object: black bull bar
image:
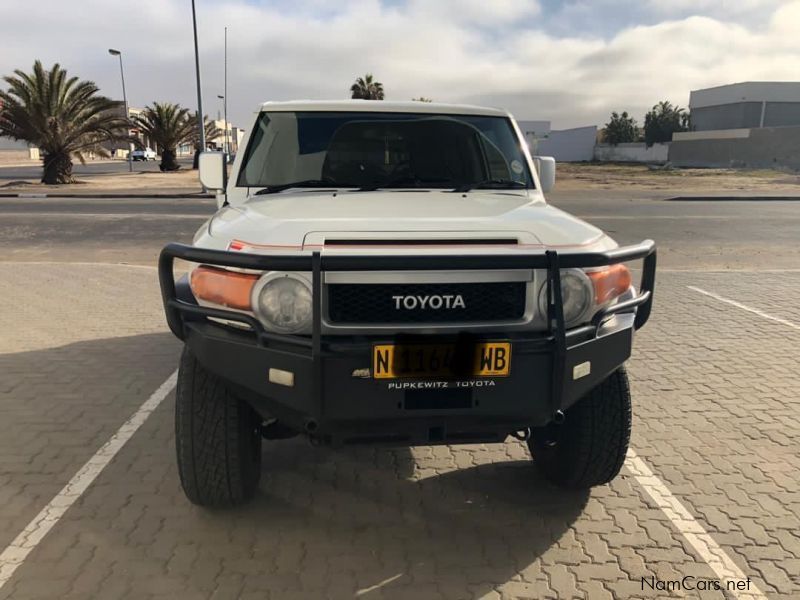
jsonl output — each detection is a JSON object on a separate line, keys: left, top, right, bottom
{"left": 158, "top": 240, "right": 656, "bottom": 422}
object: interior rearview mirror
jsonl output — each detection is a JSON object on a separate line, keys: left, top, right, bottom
{"left": 534, "top": 156, "right": 556, "bottom": 193}
{"left": 199, "top": 152, "right": 227, "bottom": 193}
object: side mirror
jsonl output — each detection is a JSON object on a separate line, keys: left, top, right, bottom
{"left": 199, "top": 152, "right": 227, "bottom": 192}
{"left": 534, "top": 156, "right": 556, "bottom": 193}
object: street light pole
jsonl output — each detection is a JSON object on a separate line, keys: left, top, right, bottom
{"left": 224, "top": 25, "right": 229, "bottom": 157}
{"left": 108, "top": 48, "right": 132, "bottom": 172}
{"left": 218, "top": 94, "right": 228, "bottom": 155}
{"left": 191, "top": 0, "right": 206, "bottom": 168}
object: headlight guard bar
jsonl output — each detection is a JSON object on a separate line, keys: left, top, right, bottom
{"left": 158, "top": 240, "right": 656, "bottom": 416}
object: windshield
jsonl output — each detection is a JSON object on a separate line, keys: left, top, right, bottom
{"left": 236, "top": 111, "right": 534, "bottom": 191}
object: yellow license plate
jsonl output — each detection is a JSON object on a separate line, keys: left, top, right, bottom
{"left": 372, "top": 342, "right": 511, "bottom": 380}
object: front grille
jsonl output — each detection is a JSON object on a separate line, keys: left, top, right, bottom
{"left": 326, "top": 282, "right": 527, "bottom": 324}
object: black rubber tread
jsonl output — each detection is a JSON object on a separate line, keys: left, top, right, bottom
{"left": 529, "top": 367, "right": 631, "bottom": 488}
{"left": 175, "top": 347, "right": 262, "bottom": 507}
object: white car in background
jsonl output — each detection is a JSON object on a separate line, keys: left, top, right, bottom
{"left": 158, "top": 100, "right": 657, "bottom": 508}
{"left": 131, "top": 147, "right": 157, "bottom": 161}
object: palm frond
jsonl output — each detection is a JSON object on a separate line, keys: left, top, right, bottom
{"left": 0, "top": 60, "right": 128, "bottom": 157}
{"left": 350, "top": 73, "right": 384, "bottom": 100}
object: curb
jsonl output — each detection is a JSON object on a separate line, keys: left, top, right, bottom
{"left": 665, "top": 195, "right": 800, "bottom": 202}
{"left": 0, "top": 192, "right": 214, "bottom": 199}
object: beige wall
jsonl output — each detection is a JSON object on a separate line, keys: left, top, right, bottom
{"left": 0, "top": 137, "right": 39, "bottom": 163}
{"left": 669, "top": 125, "right": 800, "bottom": 169}
{"left": 673, "top": 129, "right": 750, "bottom": 141}
{"left": 0, "top": 148, "right": 39, "bottom": 163}
{"left": 594, "top": 142, "right": 669, "bottom": 163}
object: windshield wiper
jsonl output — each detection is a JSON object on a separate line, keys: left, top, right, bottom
{"left": 254, "top": 179, "right": 356, "bottom": 195}
{"left": 452, "top": 179, "right": 529, "bottom": 193}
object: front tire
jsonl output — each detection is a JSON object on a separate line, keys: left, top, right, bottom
{"left": 175, "top": 347, "right": 262, "bottom": 507}
{"left": 529, "top": 367, "right": 631, "bottom": 488}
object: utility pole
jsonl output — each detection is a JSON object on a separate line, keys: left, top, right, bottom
{"left": 108, "top": 49, "right": 133, "bottom": 172}
{"left": 191, "top": 0, "right": 206, "bottom": 174}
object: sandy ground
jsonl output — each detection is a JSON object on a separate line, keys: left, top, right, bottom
{"left": 1, "top": 167, "right": 203, "bottom": 195}
{"left": 555, "top": 162, "right": 800, "bottom": 193}
{"left": 2, "top": 159, "right": 800, "bottom": 196}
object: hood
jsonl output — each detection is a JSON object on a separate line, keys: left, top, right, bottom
{"left": 203, "top": 189, "right": 612, "bottom": 252}
{"left": 247, "top": 189, "right": 532, "bottom": 219}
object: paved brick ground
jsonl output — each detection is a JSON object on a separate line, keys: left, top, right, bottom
{"left": 628, "top": 273, "right": 800, "bottom": 598}
{"left": 0, "top": 265, "right": 180, "bottom": 557}
{"left": 0, "top": 264, "right": 798, "bottom": 599}
{"left": 0, "top": 263, "right": 168, "bottom": 353}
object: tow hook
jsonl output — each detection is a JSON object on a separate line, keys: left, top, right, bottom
{"left": 510, "top": 428, "right": 531, "bottom": 442}
{"left": 537, "top": 411, "right": 567, "bottom": 447}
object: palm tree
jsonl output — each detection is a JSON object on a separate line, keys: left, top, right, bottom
{"left": 132, "top": 102, "right": 195, "bottom": 171}
{"left": 0, "top": 60, "right": 127, "bottom": 184}
{"left": 191, "top": 113, "right": 222, "bottom": 149}
{"left": 350, "top": 74, "right": 384, "bottom": 100}
{"left": 189, "top": 112, "right": 223, "bottom": 168}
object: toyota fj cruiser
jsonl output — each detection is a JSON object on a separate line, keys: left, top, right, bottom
{"left": 159, "top": 101, "right": 656, "bottom": 507}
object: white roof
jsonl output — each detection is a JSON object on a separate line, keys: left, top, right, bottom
{"left": 690, "top": 81, "right": 800, "bottom": 109}
{"left": 258, "top": 99, "right": 509, "bottom": 117}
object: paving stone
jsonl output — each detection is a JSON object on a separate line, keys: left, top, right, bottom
{"left": 1, "top": 260, "right": 799, "bottom": 599}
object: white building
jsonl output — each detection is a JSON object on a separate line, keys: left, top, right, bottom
{"left": 516, "top": 120, "right": 596, "bottom": 162}
{"left": 208, "top": 120, "right": 244, "bottom": 154}
{"left": 689, "top": 81, "right": 800, "bottom": 131}
{"left": 670, "top": 81, "right": 800, "bottom": 169}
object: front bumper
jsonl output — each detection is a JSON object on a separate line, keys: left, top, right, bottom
{"left": 159, "top": 241, "right": 656, "bottom": 445}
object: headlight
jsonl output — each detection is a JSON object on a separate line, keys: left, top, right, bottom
{"left": 538, "top": 269, "right": 593, "bottom": 326}
{"left": 253, "top": 274, "right": 312, "bottom": 333}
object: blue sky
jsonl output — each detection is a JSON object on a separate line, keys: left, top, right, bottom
{"left": 1, "top": 0, "right": 797, "bottom": 129}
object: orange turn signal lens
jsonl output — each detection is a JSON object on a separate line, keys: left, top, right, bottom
{"left": 587, "top": 264, "right": 632, "bottom": 305}
{"left": 189, "top": 265, "right": 259, "bottom": 310}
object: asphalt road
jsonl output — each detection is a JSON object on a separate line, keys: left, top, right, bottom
{"left": 1, "top": 192, "right": 798, "bottom": 269}
{"left": 548, "top": 191, "right": 800, "bottom": 270}
{"left": 0, "top": 192, "right": 799, "bottom": 599}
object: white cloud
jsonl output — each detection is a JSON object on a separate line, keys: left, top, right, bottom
{"left": 644, "top": 0, "right": 781, "bottom": 17}
{"left": 406, "top": 0, "right": 541, "bottom": 25}
{"left": 1, "top": 0, "right": 799, "bottom": 130}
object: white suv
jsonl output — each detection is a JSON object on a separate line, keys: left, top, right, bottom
{"left": 159, "top": 100, "right": 657, "bottom": 507}
{"left": 131, "top": 147, "right": 157, "bottom": 161}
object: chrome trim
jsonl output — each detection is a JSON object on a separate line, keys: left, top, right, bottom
{"left": 324, "top": 269, "right": 534, "bottom": 284}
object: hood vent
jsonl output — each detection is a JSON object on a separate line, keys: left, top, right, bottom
{"left": 324, "top": 238, "right": 518, "bottom": 246}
